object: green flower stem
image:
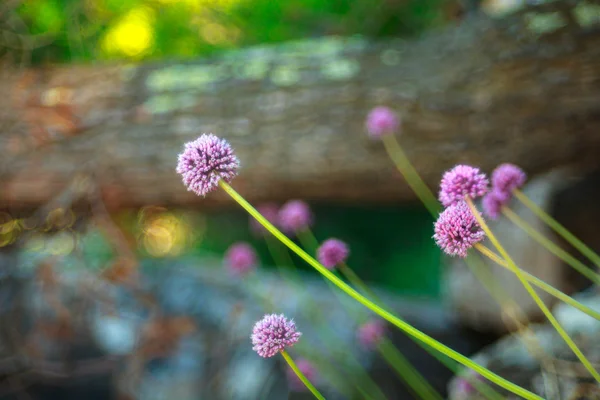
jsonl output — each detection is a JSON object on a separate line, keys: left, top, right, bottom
{"left": 474, "top": 243, "right": 600, "bottom": 321}
{"left": 381, "top": 134, "right": 441, "bottom": 217}
{"left": 466, "top": 197, "right": 600, "bottom": 383}
{"left": 219, "top": 180, "right": 542, "bottom": 400}
{"left": 502, "top": 206, "right": 600, "bottom": 285}
{"left": 378, "top": 338, "right": 444, "bottom": 400}
{"left": 281, "top": 349, "right": 326, "bottom": 400}
{"left": 514, "top": 189, "right": 600, "bottom": 268}
{"left": 296, "top": 230, "right": 465, "bottom": 400}
{"left": 263, "top": 236, "right": 387, "bottom": 400}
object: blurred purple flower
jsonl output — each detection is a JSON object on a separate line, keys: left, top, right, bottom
{"left": 491, "top": 163, "right": 526, "bottom": 194}
{"left": 434, "top": 201, "right": 485, "bottom": 258}
{"left": 286, "top": 358, "right": 317, "bottom": 392}
{"left": 439, "top": 165, "right": 489, "bottom": 208}
{"left": 176, "top": 134, "right": 239, "bottom": 196}
{"left": 482, "top": 189, "right": 509, "bottom": 220}
{"left": 279, "top": 200, "right": 313, "bottom": 234}
{"left": 317, "top": 238, "right": 349, "bottom": 269}
{"left": 357, "top": 319, "right": 386, "bottom": 349}
{"left": 251, "top": 314, "right": 302, "bottom": 358}
{"left": 365, "top": 106, "right": 400, "bottom": 139}
{"left": 250, "top": 203, "right": 280, "bottom": 236}
{"left": 225, "top": 242, "right": 257, "bottom": 276}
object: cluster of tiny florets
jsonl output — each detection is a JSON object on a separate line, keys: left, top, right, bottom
{"left": 176, "top": 134, "right": 240, "bottom": 197}
{"left": 482, "top": 164, "right": 526, "bottom": 219}
{"left": 491, "top": 163, "right": 526, "bottom": 194}
{"left": 365, "top": 106, "right": 400, "bottom": 138}
{"left": 279, "top": 200, "right": 313, "bottom": 233}
{"left": 357, "top": 319, "right": 386, "bottom": 349}
{"left": 434, "top": 201, "right": 485, "bottom": 258}
{"left": 439, "top": 165, "right": 489, "bottom": 208}
{"left": 317, "top": 238, "right": 349, "bottom": 269}
{"left": 225, "top": 242, "right": 257, "bottom": 276}
{"left": 251, "top": 314, "right": 302, "bottom": 358}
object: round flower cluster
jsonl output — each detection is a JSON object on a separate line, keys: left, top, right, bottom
{"left": 251, "top": 314, "right": 302, "bottom": 358}
{"left": 176, "top": 134, "right": 240, "bottom": 197}
{"left": 317, "top": 238, "right": 349, "bottom": 269}
{"left": 438, "top": 165, "right": 489, "bottom": 208}
{"left": 224, "top": 242, "right": 257, "bottom": 276}
{"left": 357, "top": 319, "right": 386, "bottom": 349}
{"left": 435, "top": 164, "right": 489, "bottom": 257}
{"left": 365, "top": 106, "right": 400, "bottom": 139}
{"left": 434, "top": 201, "right": 485, "bottom": 258}
{"left": 482, "top": 163, "right": 526, "bottom": 219}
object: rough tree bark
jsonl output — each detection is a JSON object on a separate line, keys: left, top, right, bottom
{"left": 0, "top": 0, "right": 599, "bottom": 209}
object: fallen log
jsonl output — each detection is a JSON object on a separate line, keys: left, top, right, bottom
{"left": 1, "top": 1, "right": 600, "bottom": 209}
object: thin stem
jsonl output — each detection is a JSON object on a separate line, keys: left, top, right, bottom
{"left": 474, "top": 243, "right": 600, "bottom": 321}
{"left": 514, "top": 189, "right": 600, "bottom": 269}
{"left": 219, "top": 180, "right": 542, "bottom": 400}
{"left": 281, "top": 350, "right": 326, "bottom": 400}
{"left": 378, "top": 338, "right": 444, "bottom": 400}
{"left": 465, "top": 197, "right": 600, "bottom": 383}
{"left": 381, "top": 135, "right": 441, "bottom": 217}
{"left": 502, "top": 207, "right": 600, "bottom": 285}
{"left": 264, "top": 236, "right": 386, "bottom": 400}
{"left": 300, "top": 230, "right": 495, "bottom": 400}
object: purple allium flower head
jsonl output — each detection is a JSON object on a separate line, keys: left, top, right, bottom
{"left": 249, "top": 203, "right": 280, "bottom": 236}
{"left": 439, "top": 165, "right": 489, "bottom": 207}
{"left": 317, "top": 238, "right": 349, "bottom": 269}
{"left": 224, "top": 242, "right": 257, "bottom": 276}
{"left": 482, "top": 189, "right": 510, "bottom": 220}
{"left": 286, "top": 358, "right": 317, "bottom": 392}
{"left": 279, "top": 200, "right": 313, "bottom": 233}
{"left": 357, "top": 319, "right": 386, "bottom": 349}
{"left": 434, "top": 201, "right": 485, "bottom": 258}
{"left": 176, "top": 133, "right": 240, "bottom": 197}
{"left": 491, "top": 163, "right": 527, "bottom": 194}
{"left": 365, "top": 106, "right": 400, "bottom": 139}
{"left": 251, "top": 314, "right": 302, "bottom": 358}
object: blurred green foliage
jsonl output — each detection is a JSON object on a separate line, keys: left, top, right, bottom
{"left": 15, "top": 0, "right": 447, "bottom": 64}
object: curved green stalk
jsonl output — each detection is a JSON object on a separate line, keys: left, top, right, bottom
{"left": 219, "top": 180, "right": 542, "bottom": 400}
{"left": 281, "top": 350, "right": 326, "bottom": 400}
{"left": 466, "top": 197, "right": 600, "bottom": 383}
{"left": 297, "top": 230, "right": 439, "bottom": 400}
{"left": 381, "top": 135, "right": 441, "bottom": 217}
{"left": 474, "top": 243, "right": 600, "bottom": 321}
{"left": 378, "top": 338, "right": 444, "bottom": 400}
{"left": 264, "top": 236, "right": 387, "bottom": 400}
{"left": 514, "top": 189, "right": 600, "bottom": 269}
{"left": 502, "top": 207, "right": 600, "bottom": 285}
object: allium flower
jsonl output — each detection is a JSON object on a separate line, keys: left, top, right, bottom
{"left": 439, "top": 165, "right": 489, "bottom": 207}
{"left": 357, "top": 319, "right": 386, "bottom": 349}
{"left": 434, "top": 201, "right": 485, "bottom": 258}
{"left": 224, "top": 242, "right": 257, "bottom": 276}
{"left": 176, "top": 134, "right": 240, "bottom": 197}
{"left": 365, "top": 106, "right": 400, "bottom": 138}
{"left": 251, "top": 314, "right": 302, "bottom": 358}
{"left": 455, "top": 372, "right": 485, "bottom": 396}
{"left": 482, "top": 189, "right": 509, "bottom": 220}
{"left": 317, "top": 238, "right": 349, "bottom": 269}
{"left": 491, "top": 163, "right": 526, "bottom": 194}
{"left": 279, "top": 200, "right": 313, "bottom": 233}
{"left": 250, "top": 203, "right": 280, "bottom": 236}
{"left": 286, "top": 358, "right": 317, "bottom": 392}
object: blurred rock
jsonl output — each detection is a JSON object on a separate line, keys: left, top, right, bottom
{"left": 447, "top": 288, "right": 600, "bottom": 400}
{"left": 1, "top": 249, "right": 498, "bottom": 399}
